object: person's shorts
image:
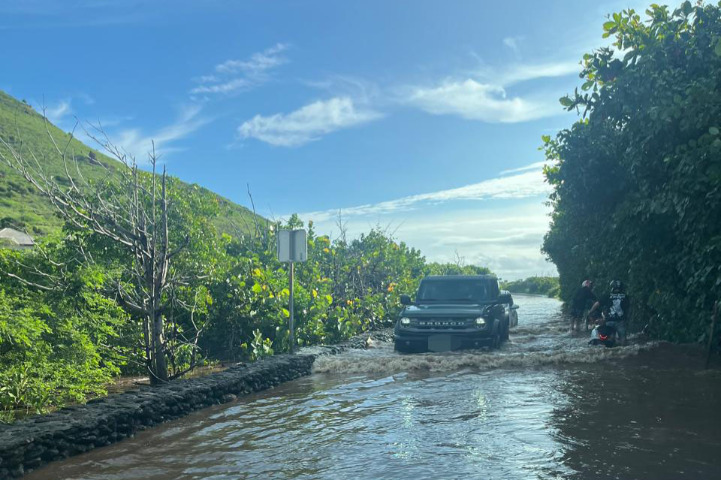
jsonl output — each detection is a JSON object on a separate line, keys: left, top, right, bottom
{"left": 606, "top": 319, "right": 627, "bottom": 340}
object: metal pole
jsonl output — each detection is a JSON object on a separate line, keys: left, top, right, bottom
{"left": 289, "top": 261, "right": 295, "bottom": 354}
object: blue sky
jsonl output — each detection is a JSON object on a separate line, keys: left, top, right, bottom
{"left": 1, "top": 0, "right": 654, "bottom": 279}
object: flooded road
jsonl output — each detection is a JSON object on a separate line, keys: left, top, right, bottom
{"left": 28, "top": 295, "right": 721, "bottom": 479}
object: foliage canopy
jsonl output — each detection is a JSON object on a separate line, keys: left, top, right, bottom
{"left": 543, "top": 1, "right": 721, "bottom": 341}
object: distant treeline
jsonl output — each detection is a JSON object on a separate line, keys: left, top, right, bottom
{"left": 501, "top": 276, "right": 560, "bottom": 298}
{"left": 542, "top": 3, "right": 721, "bottom": 342}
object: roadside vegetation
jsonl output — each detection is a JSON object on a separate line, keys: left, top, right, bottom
{"left": 543, "top": 2, "right": 721, "bottom": 342}
{"left": 501, "top": 277, "right": 560, "bottom": 298}
{"left": 0, "top": 98, "right": 483, "bottom": 420}
{"left": 0, "top": 212, "right": 435, "bottom": 421}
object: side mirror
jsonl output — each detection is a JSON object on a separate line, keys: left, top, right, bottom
{"left": 497, "top": 292, "right": 512, "bottom": 304}
{"left": 400, "top": 294, "right": 412, "bottom": 305}
{"left": 511, "top": 305, "right": 520, "bottom": 310}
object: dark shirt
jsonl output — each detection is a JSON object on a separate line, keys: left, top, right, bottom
{"left": 600, "top": 292, "right": 630, "bottom": 320}
{"left": 571, "top": 286, "right": 597, "bottom": 314}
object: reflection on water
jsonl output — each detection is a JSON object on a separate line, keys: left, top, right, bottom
{"left": 554, "top": 346, "right": 721, "bottom": 480}
{"left": 26, "top": 295, "right": 721, "bottom": 480}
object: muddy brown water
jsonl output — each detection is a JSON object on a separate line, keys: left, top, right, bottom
{"left": 26, "top": 295, "right": 721, "bottom": 480}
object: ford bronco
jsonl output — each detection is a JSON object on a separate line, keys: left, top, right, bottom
{"left": 394, "top": 275, "right": 517, "bottom": 352}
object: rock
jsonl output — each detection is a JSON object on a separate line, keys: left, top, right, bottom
{"left": 10, "top": 464, "right": 23, "bottom": 478}
{"left": 221, "top": 394, "right": 237, "bottom": 403}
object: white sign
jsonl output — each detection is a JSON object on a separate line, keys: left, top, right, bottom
{"left": 277, "top": 229, "right": 307, "bottom": 262}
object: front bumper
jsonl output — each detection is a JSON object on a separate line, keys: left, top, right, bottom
{"left": 394, "top": 326, "right": 493, "bottom": 351}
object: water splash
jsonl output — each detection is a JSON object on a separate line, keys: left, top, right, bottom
{"left": 312, "top": 341, "right": 655, "bottom": 375}
{"left": 313, "top": 295, "right": 657, "bottom": 375}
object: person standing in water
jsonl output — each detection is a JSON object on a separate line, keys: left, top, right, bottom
{"left": 570, "top": 280, "right": 597, "bottom": 332}
{"left": 590, "top": 280, "right": 630, "bottom": 344}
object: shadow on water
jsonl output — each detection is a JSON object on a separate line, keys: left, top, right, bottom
{"left": 551, "top": 344, "right": 721, "bottom": 480}
{"left": 23, "top": 295, "right": 721, "bottom": 480}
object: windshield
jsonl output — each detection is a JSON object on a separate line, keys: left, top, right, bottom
{"left": 417, "top": 279, "right": 493, "bottom": 303}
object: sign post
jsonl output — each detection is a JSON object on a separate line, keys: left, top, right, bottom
{"left": 289, "top": 262, "right": 294, "bottom": 352}
{"left": 277, "top": 229, "right": 307, "bottom": 353}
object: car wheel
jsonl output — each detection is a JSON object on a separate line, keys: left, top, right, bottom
{"left": 502, "top": 319, "right": 510, "bottom": 342}
{"left": 394, "top": 340, "right": 409, "bottom": 353}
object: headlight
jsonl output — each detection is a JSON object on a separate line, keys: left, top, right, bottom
{"left": 400, "top": 317, "right": 411, "bottom": 326}
{"left": 475, "top": 317, "right": 486, "bottom": 327}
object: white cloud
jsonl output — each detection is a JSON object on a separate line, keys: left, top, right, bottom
{"left": 499, "top": 161, "right": 549, "bottom": 176}
{"left": 403, "top": 78, "right": 562, "bottom": 123}
{"left": 301, "top": 75, "right": 380, "bottom": 104}
{"left": 404, "top": 206, "right": 556, "bottom": 279}
{"left": 439, "top": 231, "right": 544, "bottom": 247}
{"left": 296, "top": 162, "right": 551, "bottom": 222}
{"left": 298, "top": 202, "right": 555, "bottom": 280}
{"left": 492, "top": 61, "right": 579, "bottom": 86}
{"left": 108, "top": 104, "right": 209, "bottom": 163}
{"left": 196, "top": 74, "right": 219, "bottom": 84}
{"left": 285, "top": 162, "right": 556, "bottom": 279}
{"left": 399, "top": 56, "right": 580, "bottom": 124}
{"left": 92, "top": 114, "right": 134, "bottom": 129}
{"left": 32, "top": 93, "right": 95, "bottom": 126}
{"left": 238, "top": 96, "right": 383, "bottom": 147}
{"left": 503, "top": 36, "right": 523, "bottom": 57}
{"left": 215, "top": 43, "right": 288, "bottom": 75}
{"left": 190, "top": 43, "right": 289, "bottom": 95}
{"left": 43, "top": 100, "right": 72, "bottom": 124}
{"left": 191, "top": 78, "right": 252, "bottom": 95}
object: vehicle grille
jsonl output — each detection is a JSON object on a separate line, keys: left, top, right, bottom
{"left": 414, "top": 318, "right": 472, "bottom": 329}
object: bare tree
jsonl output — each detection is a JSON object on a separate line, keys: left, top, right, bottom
{"left": 0, "top": 119, "right": 195, "bottom": 384}
{"left": 335, "top": 209, "right": 348, "bottom": 245}
{"left": 453, "top": 250, "right": 466, "bottom": 269}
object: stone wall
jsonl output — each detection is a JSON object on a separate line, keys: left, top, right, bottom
{"left": 0, "top": 354, "right": 316, "bottom": 478}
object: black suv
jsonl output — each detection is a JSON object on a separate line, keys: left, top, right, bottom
{"left": 394, "top": 275, "right": 514, "bottom": 352}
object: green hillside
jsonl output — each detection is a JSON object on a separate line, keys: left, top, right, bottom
{"left": 0, "top": 90, "right": 262, "bottom": 237}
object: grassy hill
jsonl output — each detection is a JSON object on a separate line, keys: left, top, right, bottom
{"left": 0, "top": 90, "right": 263, "bottom": 237}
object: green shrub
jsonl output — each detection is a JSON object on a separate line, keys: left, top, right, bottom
{"left": 543, "top": 2, "right": 721, "bottom": 341}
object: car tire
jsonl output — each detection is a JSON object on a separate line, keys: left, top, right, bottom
{"left": 502, "top": 318, "right": 510, "bottom": 342}
{"left": 394, "top": 340, "right": 409, "bottom": 353}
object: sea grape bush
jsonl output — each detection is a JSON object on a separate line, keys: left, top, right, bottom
{"left": 0, "top": 239, "right": 132, "bottom": 421}
{"left": 201, "top": 215, "right": 428, "bottom": 361}
{"left": 1, "top": 197, "right": 462, "bottom": 419}
{"left": 543, "top": 2, "right": 721, "bottom": 341}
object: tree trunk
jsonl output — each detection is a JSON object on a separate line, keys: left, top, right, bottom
{"left": 151, "top": 310, "right": 168, "bottom": 383}
{"left": 1, "top": 130, "right": 190, "bottom": 385}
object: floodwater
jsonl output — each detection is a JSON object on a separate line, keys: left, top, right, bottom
{"left": 27, "top": 295, "right": 721, "bottom": 479}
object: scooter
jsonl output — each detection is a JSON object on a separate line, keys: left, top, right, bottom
{"left": 588, "top": 313, "right": 617, "bottom": 348}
